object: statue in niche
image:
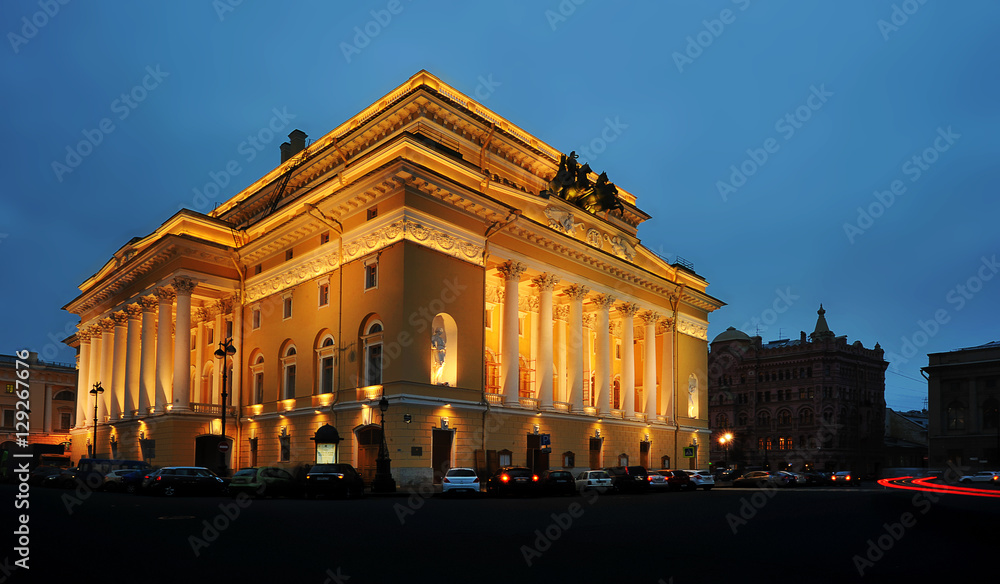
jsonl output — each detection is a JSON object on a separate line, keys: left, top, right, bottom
{"left": 431, "top": 327, "right": 448, "bottom": 385}
{"left": 687, "top": 374, "right": 699, "bottom": 418}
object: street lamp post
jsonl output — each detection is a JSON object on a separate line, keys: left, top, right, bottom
{"left": 214, "top": 338, "right": 236, "bottom": 477}
{"left": 719, "top": 432, "right": 733, "bottom": 467}
{"left": 372, "top": 395, "right": 396, "bottom": 493}
{"left": 89, "top": 382, "right": 104, "bottom": 458}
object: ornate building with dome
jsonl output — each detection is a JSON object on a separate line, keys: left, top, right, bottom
{"left": 62, "top": 71, "right": 722, "bottom": 486}
{"left": 707, "top": 305, "right": 887, "bottom": 475}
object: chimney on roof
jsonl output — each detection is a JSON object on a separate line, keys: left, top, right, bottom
{"left": 280, "top": 129, "right": 308, "bottom": 163}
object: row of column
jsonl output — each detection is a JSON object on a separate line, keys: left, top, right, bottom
{"left": 74, "top": 277, "right": 197, "bottom": 429}
{"left": 496, "top": 260, "right": 676, "bottom": 420}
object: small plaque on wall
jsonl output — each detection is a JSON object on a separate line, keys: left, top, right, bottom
{"left": 411, "top": 447, "right": 423, "bottom": 456}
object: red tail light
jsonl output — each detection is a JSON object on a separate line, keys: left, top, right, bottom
{"left": 443, "top": 478, "right": 451, "bottom": 483}
{"left": 155, "top": 476, "right": 161, "bottom": 481}
{"left": 501, "top": 474, "right": 510, "bottom": 483}
{"left": 532, "top": 475, "right": 539, "bottom": 482}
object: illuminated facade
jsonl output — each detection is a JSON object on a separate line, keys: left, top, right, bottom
{"left": 708, "top": 306, "right": 888, "bottom": 475}
{"left": 63, "top": 71, "right": 722, "bottom": 486}
{"left": 925, "top": 341, "right": 1000, "bottom": 470}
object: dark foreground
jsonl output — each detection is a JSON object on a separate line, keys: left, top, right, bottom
{"left": 4, "top": 484, "right": 996, "bottom": 583}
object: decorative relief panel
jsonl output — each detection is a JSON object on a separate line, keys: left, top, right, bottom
{"left": 676, "top": 315, "right": 708, "bottom": 341}
{"left": 245, "top": 249, "right": 341, "bottom": 303}
{"left": 485, "top": 284, "right": 504, "bottom": 304}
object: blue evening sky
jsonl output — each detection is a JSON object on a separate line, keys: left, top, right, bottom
{"left": 2, "top": 1, "right": 997, "bottom": 412}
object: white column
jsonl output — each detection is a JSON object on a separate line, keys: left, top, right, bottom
{"left": 111, "top": 311, "right": 129, "bottom": 420}
{"left": 231, "top": 301, "right": 242, "bottom": 411}
{"left": 99, "top": 317, "right": 115, "bottom": 422}
{"left": 556, "top": 307, "right": 568, "bottom": 403}
{"left": 660, "top": 318, "right": 675, "bottom": 423}
{"left": 155, "top": 287, "right": 175, "bottom": 413}
{"left": 533, "top": 273, "right": 558, "bottom": 409}
{"left": 123, "top": 304, "right": 142, "bottom": 419}
{"left": 498, "top": 261, "right": 526, "bottom": 406}
{"left": 566, "top": 284, "right": 588, "bottom": 412}
{"left": 593, "top": 294, "right": 615, "bottom": 416}
{"left": 172, "top": 277, "right": 196, "bottom": 412}
{"left": 44, "top": 385, "right": 53, "bottom": 433}
{"left": 213, "top": 309, "right": 224, "bottom": 404}
{"left": 642, "top": 311, "right": 659, "bottom": 419}
{"left": 87, "top": 325, "right": 101, "bottom": 427}
{"left": 76, "top": 332, "right": 91, "bottom": 429}
{"left": 138, "top": 296, "right": 158, "bottom": 415}
{"left": 619, "top": 302, "right": 639, "bottom": 418}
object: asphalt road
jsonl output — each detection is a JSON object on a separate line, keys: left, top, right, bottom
{"left": 4, "top": 483, "right": 996, "bottom": 583}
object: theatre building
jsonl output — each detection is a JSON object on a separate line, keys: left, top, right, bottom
{"left": 63, "top": 71, "right": 722, "bottom": 487}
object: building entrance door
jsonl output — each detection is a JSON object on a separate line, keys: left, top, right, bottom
{"left": 356, "top": 426, "right": 382, "bottom": 485}
{"left": 194, "top": 435, "right": 232, "bottom": 476}
{"left": 432, "top": 429, "right": 453, "bottom": 483}
{"left": 526, "top": 434, "right": 549, "bottom": 475}
{"left": 589, "top": 437, "right": 603, "bottom": 469}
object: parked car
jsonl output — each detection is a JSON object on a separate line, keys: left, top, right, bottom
{"left": 732, "top": 470, "right": 793, "bottom": 488}
{"left": 441, "top": 467, "right": 480, "bottom": 495}
{"left": 646, "top": 472, "right": 671, "bottom": 491}
{"left": 831, "top": 471, "right": 857, "bottom": 486}
{"left": 485, "top": 466, "right": 539, "bottom": 496}
{"left": 800, "top": 471, "right": 833, "bottom": 486}
{"left": 28, "top": 466, "right": 65, "bottom": 486}
{"left": 142, "top": 467, "right": 227, "bottom": 496}
{"left": 575, "top": 470, "right": 613, "bottom": 494}
{"left": 304, "top": 464, "right": 365, "bottom": 499}
{"left": 101, "top": 469, "right": 140, "bottom": 491}
{"left": 229, "top": 466, "right": 300, "bottom": 498}
{"left": 121, "top": 467, "right": 159, "bottom": 494}
{"left": 775, "top": 471, "right": 800, "bottom": 486}
{"left": 684, "top": 470, "right": 716, "bottom": 491}
{"left": 958, "top": 471, "right": 1000, "bottom": 484}
{"left": 604, "top": 466, "right": 650, "bottom": 493}
{"left": 539, "top": 470, "right": 575, "bottom": 496}
{"left": 715, "top": 468, "right": 739, "bottom": 481}
{"left": 655, "top": 469, "right": 693, "bottom": 491}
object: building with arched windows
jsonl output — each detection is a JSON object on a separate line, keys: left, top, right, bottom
{"left": 707, "top": 306, "right": 887, "bottom": 475}
{"left": 62, "top": 71, "right": 722, "bottom": 487}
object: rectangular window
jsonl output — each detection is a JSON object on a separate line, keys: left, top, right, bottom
{"left": 284, "top": 365, "right": 296, "bottom": 399}
{"left": 615, "top": 342, "right": 621, "bottom": 360}
{"left": 254, "top": 263, "right": 262, "bottom": 275}
{"left": 2, "top": 410, "right": 13, "bottom": 428}
{"left": 285, "top": 249, "right": 294, "bottom": 261}
{"left": 484, "top": 309, "right": 493, "bottom": 330}
{"left": 518, "top": 316, "right": 525, "bottom": 336}
{"left": 60, "top": 413, "right": 72, "bottom": 430}
{"left": 367, "top": 206, "right": 378, "bottom": 220}
{"left": 4, "top": 384, "right": 12, "bottom": 394}
{"left": 320, "top": 231, "right": 330, "bottom": 245}
{"left": 318, "top": 284, "right": 330, "bottom": 307}
{"left": 283, "top": 297, "right": 292, "bottom": 319}
{"left": 226, "top": 320, "right": 233, "bottom": 339}
{"left": 279, "top": 436, "right": 290, "bottom": 462}
{"left": 321, "top": 357, "right": 334, "bottom": 394}
{"left": 252, "top": 308, "right": 261, "bottom": 330}
{"left": 206, "top": 327, "right": 214, "bottom": 346}
{"left": 254, "top": 372, "right": 264, "bottom": 404}
{"left": 365, "top": 345, "right": 382, "bottom": 386}
{"left": 365, "top": 264, "right": 378, "bottom": 290}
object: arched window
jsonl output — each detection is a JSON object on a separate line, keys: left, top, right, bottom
{"left": 362, "top": 321, "right": 383, "bottom": 386}
{"left": 777, "top": 410, "right": 792, "bottom": 426}
{"left": 618, "top": 453, "right": 629, "bottom": 466}
{"left": 53, "top": 390, "right": 74, "bottom": 401}
{"left": 738, "top": 412, "right": 748, "bottom": 426}
{"left": 799, "top": 408, "right": 814, "bottom": 425}
{"left": 249, "top": 354, "right": 265, "bottom": 404}
{"left": 518, "top": 356, "right": 532, "bottom": 398}
{"left": 281, "top": 345, "right": 297, "bottom": 400}
{"left": 822, "top": 409, "right": 833, "bottom": 423}
{"left": 315, "top": 335, "right": 336, "bottom": 395}
{"left": 201, "top": 361, "right": 214, "bottom": 404}
{"left": 716, "top": 413, "right": 730, "bottom": 428}
{"left": 613, "top": 378, "right": 621, "bottom": 410}
{"left": 757, "top": 410, "right": 770, "bottom": 427}
{"left": 485, "top": 350, "right": 500, "bottom": 394}
{"left": 431, "top": 313, "right": 458, "bottom": 386}
{"left": 983, "top": 398, "right": 999, "bottom": 429}
{"left": 946, "top": 401, "right": 966, "bottom": 430}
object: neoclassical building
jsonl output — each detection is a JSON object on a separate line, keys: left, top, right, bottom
{"left": 708, "top": 306, "right": 888, "bottom": 475}
{"left": 63, "top": 71, "right": 722, "bottom": 486}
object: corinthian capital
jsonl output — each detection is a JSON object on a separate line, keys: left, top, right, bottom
{"left": 140, "top": 295, "right": 159, "bottom": 312}
{"left": 126, "top": 303, "right": 143, "bottom": 320}
{"left": 497, "top": 260, "right": 527, "bottom": 282}
{"left": 563, "top": 284, "right": 590, "bottom": 300}
{"left": 99, "top": 317, "right": 116, "bottom": 333}
{"left": 155, "top": 287, "right": 176, "bottom": 303}
{"left": 640, "top": 310, "right": 660, "bottom": 325}
{"left": 617, "top": 302, "right": 640, "bottom": 318}
{"left": 531, "top": 273, "right": 560, "bottom": 291}
{"left": 592, "top": 294, "right": 616, "bottom": 310}
{"left": 172, "top": 276, "right": 197, "bottom": 295}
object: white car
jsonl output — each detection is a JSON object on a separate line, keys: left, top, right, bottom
{"left": 684, "top": 470, "right": 715, "bottom": 491}
{"left": 959, "top": 471, "right": 999, "bottom": 484}
{"left": 441, "top": 468, "right": 480, "bottom": 494}
{"left": 576, "top": 470, "right": 613, "bottom": 493}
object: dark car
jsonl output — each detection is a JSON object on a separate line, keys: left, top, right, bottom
{"left": 655, "top": 469, "right": 693, "bottom": 491}
{"left": 304, "top": 464, "right": 365, "bottom": 499}
{"left": 605, "top": 466, "right": 650, "bottom": 493}
{"left": 229, "top": 466, "right": 301, "bottom": 498}
{"left": 28, "top": 466, "right": 65, "bottom": 486}
{"left": 732, "top": 470, "right": 793, "bottom": 488}
{"left": 485, "top": 466, "right": 539, "bottom": 496}
{"left": 539, "top": 470, "right": 575, "bottom": 496}
{"left": 142, "top": 467, "right": 227, "bottom": 496}
{"left": 121, "top": 468, "right": 159, "bottom": 494}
